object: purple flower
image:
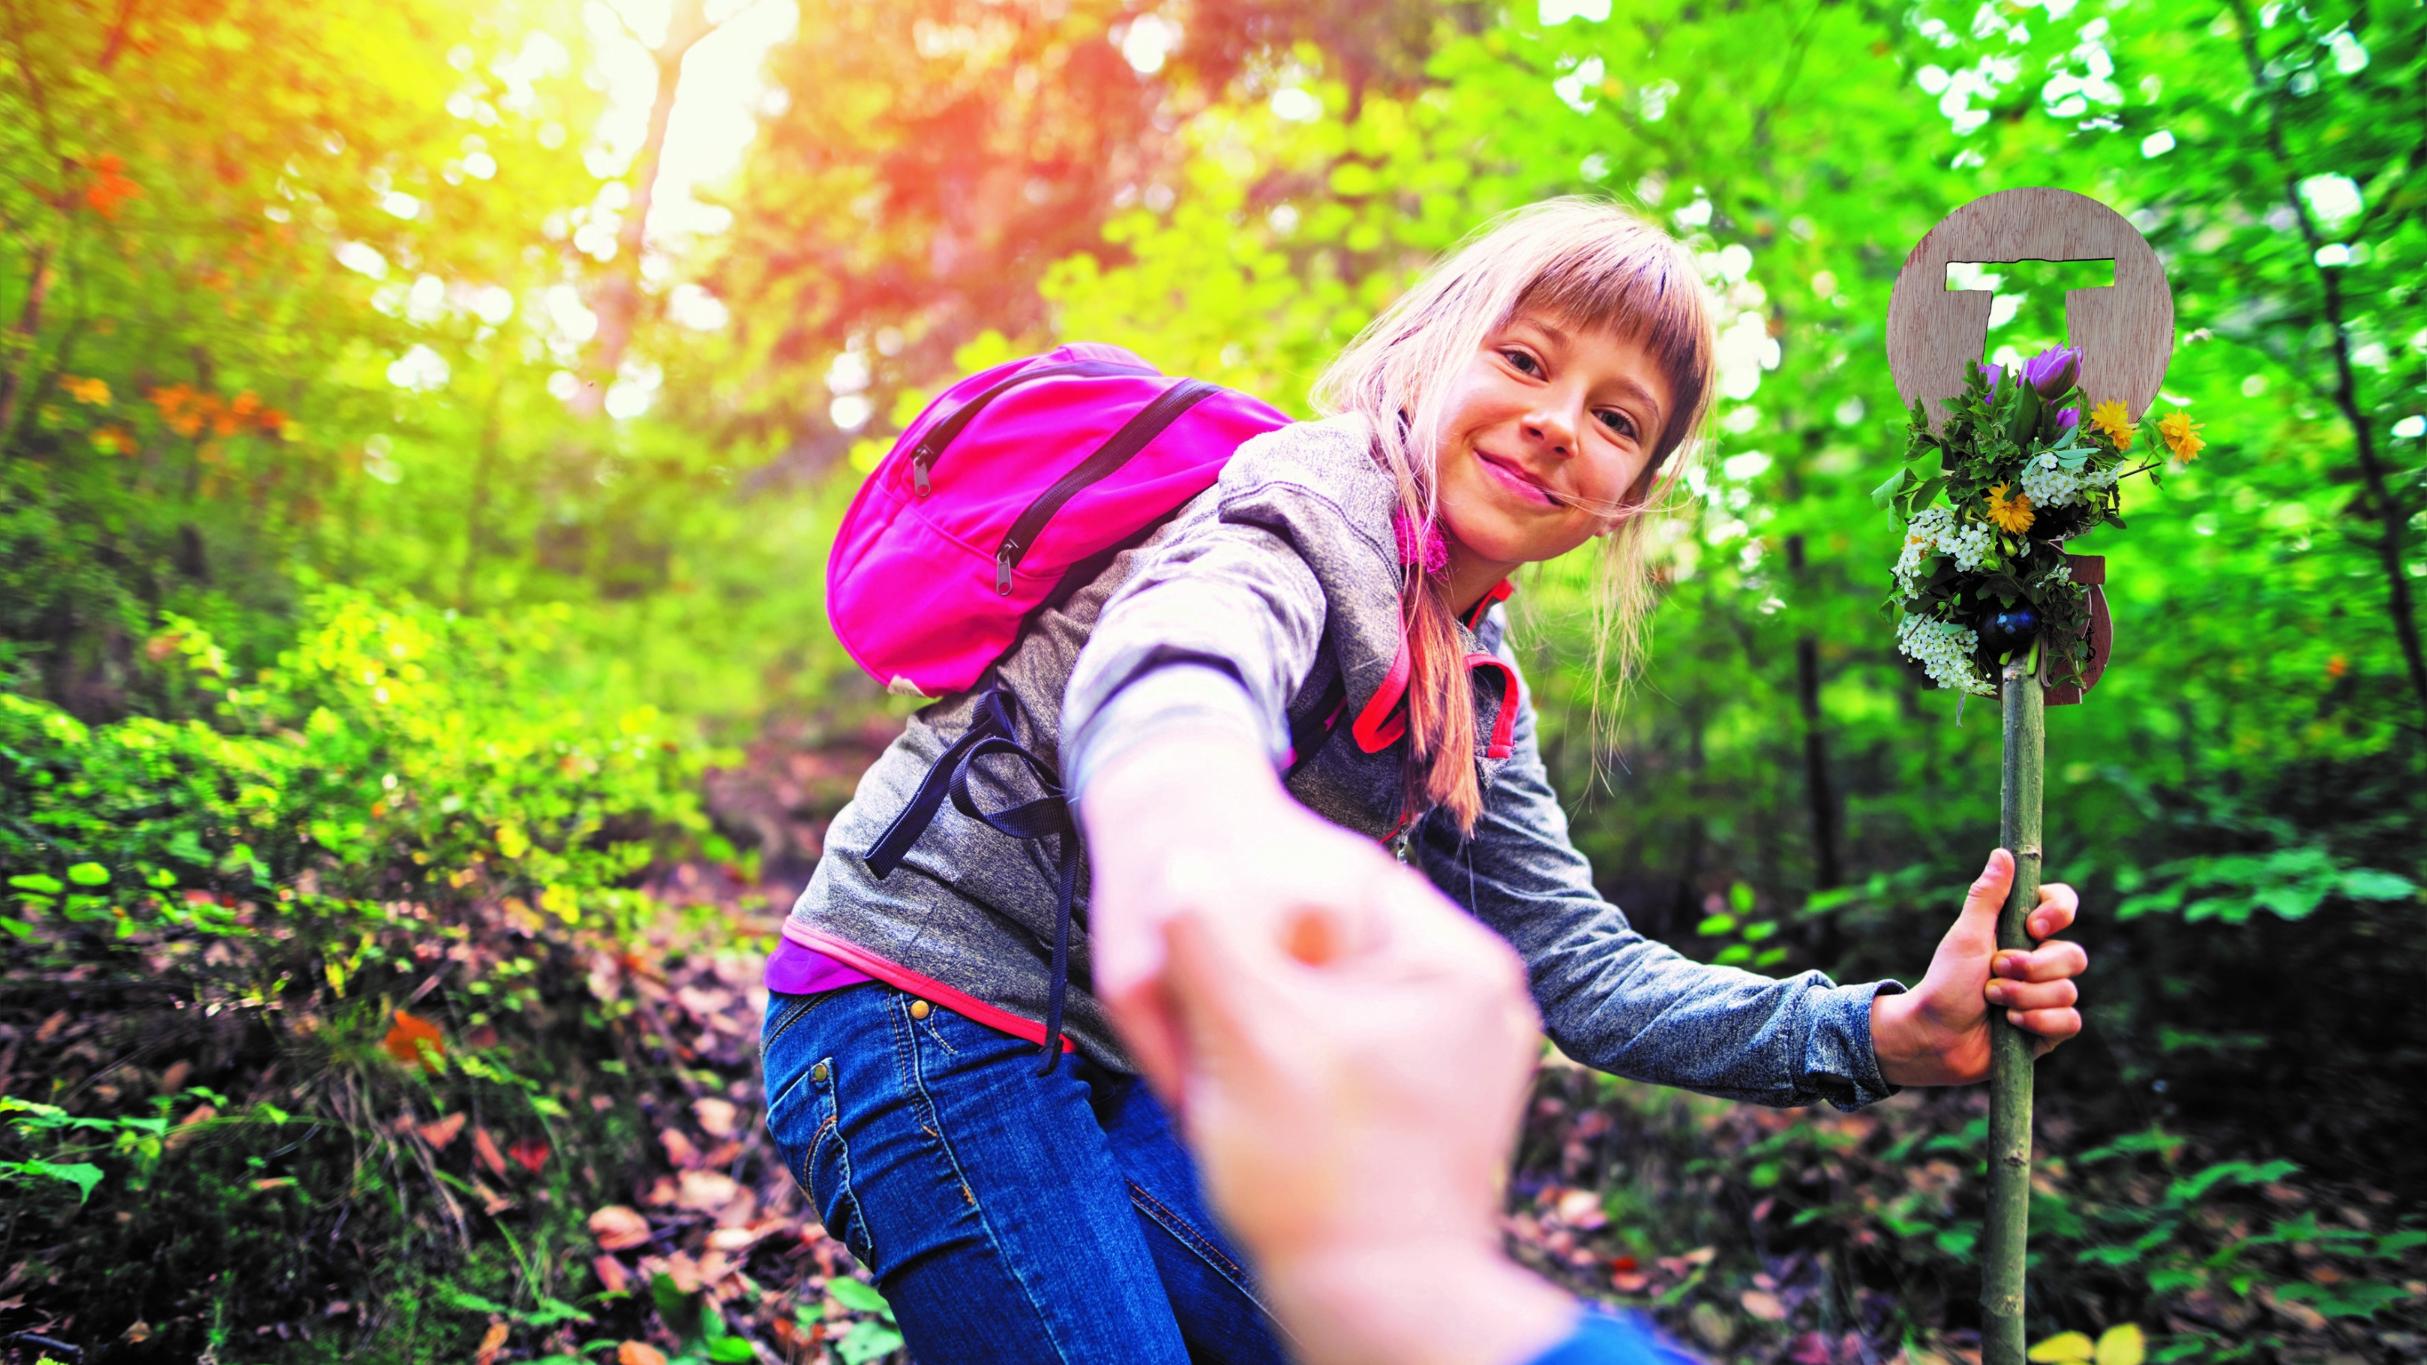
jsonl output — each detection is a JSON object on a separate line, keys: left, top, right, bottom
{"left": 2025, "top": 345, "right": 2083, "bottom": 399}
{"left": 1976, "top": 362, "right": 2005, "bottom": 394}
{"left": 2055, "top": 406, "right": 2081, "bottom": 430}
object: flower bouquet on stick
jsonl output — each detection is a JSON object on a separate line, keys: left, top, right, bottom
{"left": 1875, "top": 342, "right": 2203, "bottom": 703}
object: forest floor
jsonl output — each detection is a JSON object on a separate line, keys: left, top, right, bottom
{"left": 4, "top": 720, "right": 2420, "bottom": 1364}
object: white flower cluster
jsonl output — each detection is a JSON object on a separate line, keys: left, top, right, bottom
{"left": 1897, "top": 613, "right": 1996, "bottom": 695}
{"left": 2019, "top": 451, "right": 2123, "bottom": 510}
{"left": 1893, "top": 506, "right": 1997, "bottom": 597}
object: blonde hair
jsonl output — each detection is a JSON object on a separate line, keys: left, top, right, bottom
{"left": 1310, "top": 196, "right": 1718, "bottom": 835}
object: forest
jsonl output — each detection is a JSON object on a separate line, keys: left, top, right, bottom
{"left": 1, "top": 0, "right": 2422, "bottom": 1360}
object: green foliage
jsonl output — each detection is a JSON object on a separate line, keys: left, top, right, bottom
{"left": 1, "top": 587, "right": 717, "bottom": 961}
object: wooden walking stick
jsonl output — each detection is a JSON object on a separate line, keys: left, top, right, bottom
{"left": 1881, "top": 187, "right": 2180, "bottom": 1364}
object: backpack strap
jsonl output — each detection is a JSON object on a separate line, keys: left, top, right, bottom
{"left": 861, "top": 686, "right": 1085, "bottom": 1073}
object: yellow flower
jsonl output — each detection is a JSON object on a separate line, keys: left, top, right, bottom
{"left": 63, "top": 375, "right": 110, "bottom": 406}
{"left": 2088, "top": 399, "right": 2133, "bottom": 451}
{"left": 1986, "top": 483, "right": 2035, "bottom": 534}
{"left": 2159, "top": 409, "right": 2204, "bottom": 464}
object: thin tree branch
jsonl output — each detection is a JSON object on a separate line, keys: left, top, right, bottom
{"left": 2225, "top": 0, "right": 2427, "bottom": 733}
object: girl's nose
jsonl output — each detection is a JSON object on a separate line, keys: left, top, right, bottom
{"left": 1524, "top": 406, "right": 1576, "bottom": 456}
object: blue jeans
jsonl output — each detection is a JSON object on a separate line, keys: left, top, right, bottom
{"left": 760, "top": 982, "right": 1292, "bottom": 1364}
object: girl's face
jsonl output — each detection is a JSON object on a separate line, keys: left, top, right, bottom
{"left": 1430, "top": 309, "right": 1675, "bottom": 603}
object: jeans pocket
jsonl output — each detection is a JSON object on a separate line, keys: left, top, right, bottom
{"left": 800, "top": 1054, "right": 878, "bottom": 1269}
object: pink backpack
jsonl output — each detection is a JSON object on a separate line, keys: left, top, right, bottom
{"left": 827, "top": 342, "right": 1295, "bottom": 699}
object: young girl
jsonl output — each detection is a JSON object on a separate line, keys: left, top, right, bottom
{"left": 759, "top": 197, "right": 2088, "bottom": 1364}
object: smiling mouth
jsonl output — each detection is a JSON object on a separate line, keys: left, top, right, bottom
{"left": 1476, "top": 449, "right": 1559, "bottom": 506}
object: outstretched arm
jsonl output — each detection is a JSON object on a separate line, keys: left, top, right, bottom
{"left": 1413, "top": 688, "right": 1900, "bottom": 1110}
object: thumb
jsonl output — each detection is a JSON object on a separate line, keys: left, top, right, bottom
{"left": 1960, "top": 847, "right": 2016, "bottom": 924}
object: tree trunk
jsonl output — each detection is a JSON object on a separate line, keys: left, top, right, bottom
{"left": 1983, "top": 653, "right": 2045, "bottom": 1365}
{"left": 570, "top": 0, "right": 712, "bottom": 419}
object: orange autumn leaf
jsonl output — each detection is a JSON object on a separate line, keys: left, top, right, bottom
{"left": 508, "top": 1138, "right": 550, "bottom": 1174}
{"left": 62, "top": 375, "right": 110, "bottom": 405}
{"left": 92, "top": 425, "right": 135, "bottom": 456}
{"left": 471, "top": 1124, "right": 510, "bottom": 1178}
{"left": 616, "top": 1344, "right": 667, "bottom": 1365}
{"left": 84, "top": 170, "right": 140, "bottom": 219}
{"left": 382, "top": 1009, "right": 444, "bottom": 1070}
{"left": 475, "top": 1320, "right": 509, "bottom": 1365}
{"left": 415, "top": 1111, "right": 467, "bottom": 1151}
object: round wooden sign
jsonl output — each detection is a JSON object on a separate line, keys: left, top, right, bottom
{"left": 1886, "top": 186, "right": 2175, "bottom": 434}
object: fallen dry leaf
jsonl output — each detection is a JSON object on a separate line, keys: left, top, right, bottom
{"left": 508, "top": 1138, "right": 550, "bottom": 1174}
{"left": 472, "top": 1178, "right": 514, "bottom": 1216}
{"left": 693, "top": 1097, "right": 739, "bottom": 1138}
{"left": 416, "top": 1112, "right": 467, "bottom": 1151}
{"left": 1741, "top": 1288, "right": 1788, "bottom": 1321}
{"left": 661, "top": 1126, "right": 701, "bottom": 1169}
{"left": 589, "top": 1205, "right": 652, "bottom": 1252}
{"left": 676, "top": 1169, "right": 741, "bottom": 1212}
{"left": 617, "top": 1342, "right": 667, "bottom": 1365}
{"left": 475, "top": 1319, "right": 509, "bottom": 1365}
{"left": 592, "top": 1254, "right": 631, "bottom": 1295}
{"left": 382, "top": 1010, "right": 445, "bottom": 1071}
{"left": 164, "top": 1103, "right": 218, "bottom": 1151}
{"left": 471, "top": 1125, "right": 509, "bottom": 1179}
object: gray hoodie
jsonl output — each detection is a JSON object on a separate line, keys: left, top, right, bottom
{"left": 782, "top": 413, "right": 1903, "bottom": 1110}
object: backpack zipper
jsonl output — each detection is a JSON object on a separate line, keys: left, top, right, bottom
{"left": 908, "top": 359, "right": 1148, "bottom": 497}
{"left": 991, "top": 379, "right": 1217, "bottom": 595}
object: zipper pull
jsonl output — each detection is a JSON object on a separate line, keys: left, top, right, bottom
{"left": 911, "top": 445, "right": 933, "bottom": 496}
{"left": 995, "top": 543, "right": 1016, "bottom": 595}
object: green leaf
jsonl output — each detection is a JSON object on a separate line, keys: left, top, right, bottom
{"left": 66, "top": 861, "right": 109, "bottom": 886}
{"left": 837, "top": 1322, "right": 906, "bottom": 1365}
{"left": 2337, "top": 867, "right": 2415, "bottom": 901}
{"left": 2253, "top": 882, "right": 2325, "bottom": 921}
{"left": 7, "top": 873, "right": 63, "bottom": 895}
{"left": 2, "top": 1158, "right": 106, "bottom": 1202}
{"left": 1696, "top": 913, "right": 1737, "bottom": 936}
{"left": 1871, "top": 467, "right": 1909, "bottom": 509}
{"left": 442, "top": 1290, "right": 509, "bottom": 1314}
{"left": 827, "top": 1277, "right": 892, "bottom": 1316}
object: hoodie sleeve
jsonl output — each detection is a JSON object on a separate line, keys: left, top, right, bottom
{"left": 1058, "top": 498, "right": 1329, "bottom": 803}
{"left": 1413, "top": 679, "right": 1904, "bottom": 1112}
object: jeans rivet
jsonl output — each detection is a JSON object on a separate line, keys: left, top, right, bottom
{"left": 810, "top": 1061, "right": 830, "bottom": 1083}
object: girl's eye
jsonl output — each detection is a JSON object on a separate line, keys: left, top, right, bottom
{"left": 1597, "top": 410, "right": 1640, "bottom": 441}
{"left": 1501, "top": 348, "right": 1543, "bottom": 376}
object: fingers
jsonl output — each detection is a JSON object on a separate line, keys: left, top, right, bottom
{"left": 1959, "top": 848, "right": 2015, "bottom": 923}
{"left": 2006, "top": 1005, "right": 2082, "bottom": 1045}
{"left": 2028, "top": 882, "right": 2080, "bottom": 940}
{"left": 1103, "top": 972, "right": 1193, "bottom": 1110}
{"left": 1984, "top": 976, "right": 2077, "bottom": 1013}
{"left": 1991, "top": 940, "right": 2089, "bottom": 984}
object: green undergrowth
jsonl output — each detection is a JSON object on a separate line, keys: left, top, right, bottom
{"left": 1512, "top": 1068, "right": 2427, "bottom": 1363}
{"left": 0, "top": 587, "right": 756, "bottom": 1360}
